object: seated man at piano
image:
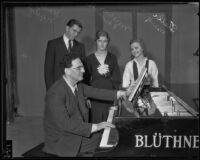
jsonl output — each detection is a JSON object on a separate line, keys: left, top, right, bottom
{"left": 43, "top": 54, "right": 128, "bottom": 157}
{"left": 122, "top": 39, "right": 159, "bottom": 116}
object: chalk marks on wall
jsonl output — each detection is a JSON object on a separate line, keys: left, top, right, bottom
{"left": 97, "top": 10, "right": 178, "bottom": 34}
{"left": 144, "top": 13, "right": 178, "bottom": 34}
{"left": 27, "top": 7, "right": 178, "bottom": 35}
{"left": 103, "top": 12, "right": 131, "bottom": 32}
{"left": 28, "top": 7, "right": 61, "bottom": 23}
{"left": 95, "top": 9, "right": 131, "bottom": 32}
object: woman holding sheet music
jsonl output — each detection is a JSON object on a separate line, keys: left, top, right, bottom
{"left": 122, "top": 39, "right": 159, "bottom": 89}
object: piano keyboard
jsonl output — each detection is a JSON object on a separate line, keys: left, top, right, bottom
{"left": 99, "top": 106, "right": 117, "bottom": 148}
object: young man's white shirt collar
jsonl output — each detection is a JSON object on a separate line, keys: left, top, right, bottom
{"left": 63, "top": 34, "right": 73, "bottom": 49}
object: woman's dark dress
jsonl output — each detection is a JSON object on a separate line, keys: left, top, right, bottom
{"left": 86, "top": 52, "right": 121, "bottom": 123}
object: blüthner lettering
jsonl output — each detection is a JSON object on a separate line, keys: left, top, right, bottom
{"left": 135, "top": 133, "right": 199, "bottom": 148}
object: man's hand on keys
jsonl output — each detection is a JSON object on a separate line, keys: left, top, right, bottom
{"left": 91, "top": 122, "right": 115, "bottom": 133}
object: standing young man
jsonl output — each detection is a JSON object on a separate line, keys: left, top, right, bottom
{"left": 44, "top": 19, "right": 85, "bottom": 90}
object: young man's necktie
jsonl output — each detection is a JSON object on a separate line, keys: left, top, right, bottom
{"left": 68, "top": 40, "right": 72, "bottom": 52}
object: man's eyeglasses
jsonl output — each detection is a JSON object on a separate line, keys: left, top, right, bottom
{"left": 71, "top": 66, "right": 84, "bottom": 71}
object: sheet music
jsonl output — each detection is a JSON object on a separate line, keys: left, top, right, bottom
{"left": 128, "top": 67, "right": 147, "bottom": 101}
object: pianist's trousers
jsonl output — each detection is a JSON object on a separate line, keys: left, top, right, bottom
{"left": 77, "top": 132, "right": 101, "bottom": 157}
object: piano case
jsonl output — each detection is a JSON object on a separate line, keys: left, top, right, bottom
{"left": 95, "top": 116, "right": 199, "bottom": 158}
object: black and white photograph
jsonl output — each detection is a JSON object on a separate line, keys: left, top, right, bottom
{"left": 1, "top": 1, "right": 199, "bottom": 158}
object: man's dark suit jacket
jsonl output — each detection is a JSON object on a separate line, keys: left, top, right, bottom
{"left": 43, "top": 78, "right": 117, "bottom": 157}
{"left": 44, "top": 36, "right": 85, "bottom": 90}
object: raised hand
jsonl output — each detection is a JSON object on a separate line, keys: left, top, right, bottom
{"left": 97, "top": 64, "right": 109, "bottom": 75}
{"left": 117, "top": 90, "right": 127, "bottom": 100}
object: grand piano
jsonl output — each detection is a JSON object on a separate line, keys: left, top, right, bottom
{"left": 95, "top": 66, "right": 199, "bottom": 158}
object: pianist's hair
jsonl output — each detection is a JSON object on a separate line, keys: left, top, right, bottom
{"left": 60, "top": 54, "right": 80, "bottom": 72}
{"left": 95, "top": 30, "right": 110, "bottom": 43}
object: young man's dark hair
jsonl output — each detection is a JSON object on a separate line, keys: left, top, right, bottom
{"left": 66, "top": 19, "right": 83, "bottom": 30}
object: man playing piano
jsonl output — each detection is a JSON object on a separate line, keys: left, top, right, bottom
{"left": 43, "top": 54, "right": 127, "bottom": 157}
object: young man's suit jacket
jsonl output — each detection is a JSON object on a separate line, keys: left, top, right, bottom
{"left": 44, "top": 36, "right": 85, "bottom": 90}
{"left": 43, "top": 78, "right": 117, "bottom": 157}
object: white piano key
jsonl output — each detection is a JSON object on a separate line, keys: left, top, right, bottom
{"left": 99, "top": 107, "right": 116, "bottom": 148}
